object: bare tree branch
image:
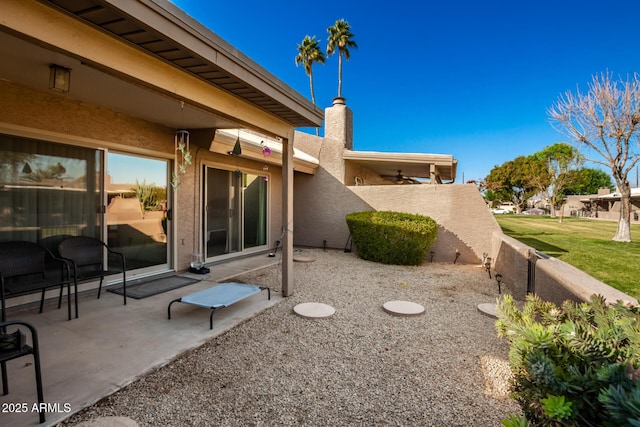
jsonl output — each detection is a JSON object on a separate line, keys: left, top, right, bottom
{"left": 548, "top": 71, "right": 640, "bottom": 242}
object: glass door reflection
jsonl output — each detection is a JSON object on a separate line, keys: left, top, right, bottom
{"left": 106, "top": 152, "right": 169, "bottom": 273}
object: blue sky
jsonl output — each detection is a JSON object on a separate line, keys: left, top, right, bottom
{"left": 170, "top": 0, "right": 639, "bottom": 182}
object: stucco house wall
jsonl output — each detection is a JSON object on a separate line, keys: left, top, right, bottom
{"left": 559, "top": 191, "right": 640, "bottom": 222}
{"left": 1, "top": 80, "right": 173, "bottom": 154}
{"left": 293, "top": 132, "right": 373, "bottom": 250}
{"left": 1, "top": 0, "right": 327, "bottom": 299}
{"left": 179, "top": 145, "right": 286, "bottom": 268}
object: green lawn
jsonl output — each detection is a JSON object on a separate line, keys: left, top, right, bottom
{"left": 495, "top": 215, "right": 640, "bottom": 300}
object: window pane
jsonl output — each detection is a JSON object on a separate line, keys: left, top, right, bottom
{"left": 243, "top": 173, "right": 267, "bottom": 249}
{"left": 0, "top": 134, "right": 100, "bottom": 245}
{"left": 205, "top": 167, "right": 230, "bottom": 257}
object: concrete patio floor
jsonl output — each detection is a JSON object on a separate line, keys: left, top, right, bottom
{"left": 0, "top": 254, "right": 281, "bottom": 427}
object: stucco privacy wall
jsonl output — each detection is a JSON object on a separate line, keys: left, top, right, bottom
{"left": 492, "top": 231, "right": 637, "bottom": 306}
{"left": 349, "top": 184, "right": 499, "bottom": 264}
{"left": 294, "top": 160, "right": 498, "bottom": 263}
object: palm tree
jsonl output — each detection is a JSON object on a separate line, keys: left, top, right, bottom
{"left": 295, "top": 35, "right": 325, "bottom": 135}
{"left": 295, "top": 35, "right": 325, "bottom": 106}
{"left": 326, "top": 19, "right": 357, "bottom": 99}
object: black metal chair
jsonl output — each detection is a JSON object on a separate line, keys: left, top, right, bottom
{"left": 58, "top": 236, "right": 127, "bottom": 314}
{"left": 0, "top": 241, "right": 73, "bottom": 322}
{"left": 0, "top": 320, "right": 45, "bottom": 423}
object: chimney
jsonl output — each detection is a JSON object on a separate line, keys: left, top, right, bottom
{"left": 324, "top": 97, "right": 353, "bottom": 150}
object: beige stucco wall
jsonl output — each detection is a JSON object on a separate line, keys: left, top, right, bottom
{"left": 348, "top": 184, "right": 499, "bottom": 264}
{"left": 324, "top": 99, "right": 353, "bottom": 150}
{"left": 1, "top": 81, "right": 173, "bottom": 153}
{"left": 293, "top": 131, "right": 323, "bottom": 159}
{"left": 491, "top": 232, "right": 533, "bottom": 301}
{"left": 560, "top": 195, "right": 640, "bottom": 222}
{"left": 295, "top": 166, "right": 499, "bottom": 263}
{"left": 189, "top": 147, "right": 284, "bottom": 262}
{"left": 293, "top": 134, "right": 371, "bottom": 249}
{"left": 492, "top": 231, "right": 637, "bottom": 306}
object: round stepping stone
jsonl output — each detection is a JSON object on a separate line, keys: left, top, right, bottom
{"left": 477, "top": 303, "right": 498, "bottom": 319}
{"left": 74, "top": 417, "right": 139, "bottom": 427}
{"left": 383, "top": 300, "right": 425, "bottom": 317}
{"left": 294, "top": 302, "right": 335, "bottom": 318}
{"left": 293, "top": 255, "right": 316, "bottom": 263}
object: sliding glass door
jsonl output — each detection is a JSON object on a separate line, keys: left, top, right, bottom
{"left": 0, "top": 134, "right": 171, "bottom": 279}
{"left": 204, "top": 166, "right": 268, "bottom": 260}
{"left": 243, "top": 173, "right": 267, "bottom": 249}
{"left": 205, "top": 167, "right": 234, "bottom": 257}
{"left": 106, "top": 152, "right": 170, "bottom": 274}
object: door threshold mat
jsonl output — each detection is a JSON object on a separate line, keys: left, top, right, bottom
{"left": 108, "top": 276, "right": 200, "bottom": 299}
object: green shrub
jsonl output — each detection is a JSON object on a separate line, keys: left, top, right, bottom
{"left": 345, "top": 210, "right": 437, "bottom": 265}
{"left": 496, "top": 294, "right": 640, "bottom": 426}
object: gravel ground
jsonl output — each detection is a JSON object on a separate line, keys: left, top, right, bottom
{"left": 62, "top": 249, "right": 522, "bottom": 426}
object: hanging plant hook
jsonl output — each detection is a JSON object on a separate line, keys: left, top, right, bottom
{"left": 171, "top": 129, "right": 192, "bottom": 190}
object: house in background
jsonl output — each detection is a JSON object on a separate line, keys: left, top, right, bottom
{"left": 565, "top": 188, "right": 640, "bottom": 221}
{"left": 528, "top": 188, "right": 640, "bottom": 221}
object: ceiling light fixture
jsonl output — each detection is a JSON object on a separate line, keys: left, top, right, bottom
{"left": 49, "top": 64, "right": 71, "bottom": 93}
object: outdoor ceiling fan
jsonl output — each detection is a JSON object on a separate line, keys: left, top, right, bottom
{"left": 382, "top": 170, "right": 418, "bottom": 184}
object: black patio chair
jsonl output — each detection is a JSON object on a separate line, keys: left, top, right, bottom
{"left": 0, "top": 320, "right": 45, "bottom": 423}
{"left": 57, "top": 236, "right": 127, "bottom": 313}
{"left": 0, "top": 241, "right": 73, "bottom": 322}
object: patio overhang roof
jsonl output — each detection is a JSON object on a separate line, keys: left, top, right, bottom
{"left": 211, "top": 129, "right": 319, "bottom": 175}
{"left": 1, "top": 0, "right": 323, "bottom": 134}
{"left": 342, "top": 150, "right": 458, "bottom": 183}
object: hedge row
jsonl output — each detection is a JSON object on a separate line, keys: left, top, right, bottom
{"left": 345, "top": 211, "right": 438, "bottom": 265}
